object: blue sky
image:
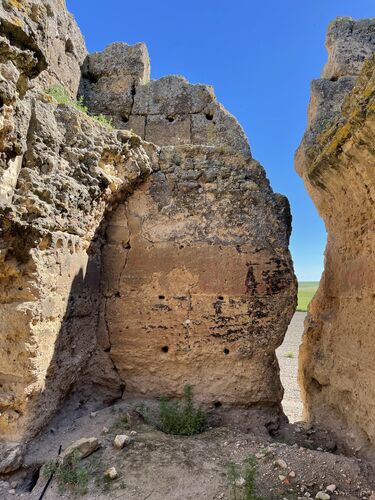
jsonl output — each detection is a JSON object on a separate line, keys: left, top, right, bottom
{"left": 67, "top": 1, "right": 374, "bottom": 281}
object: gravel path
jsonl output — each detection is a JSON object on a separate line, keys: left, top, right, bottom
{"left": 277, "top": 311, "right": 306, "bottom": 423}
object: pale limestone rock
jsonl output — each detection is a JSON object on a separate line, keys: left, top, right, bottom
{"left": 326, "top": 485, "right": 336, "bottom": 493}
{"left": 61, "top": 437, "right": 100, "bottom": 462}
{"left": 322, "top": 17, "right": 375, "bottom": 80}
{"left": 104, "top": 466, "right": 118, "bottom": 479}
{"left": 275, "top": 458, "right": 288, "bottom": 469}
{"left": 81, "top": 42, "right": 150, "bottom": 119}
{"left": 315, "top": 493, "right": 330, "bottom": 500}
{"left": 113, "top": 434, "right": 130, "bottom": 449}
{"left": 132, "top": 75, "right": 215, "bottom": 115}
{"left": 0, "top": 0, "right": 86, "bottom": 96}
{"left": 0, "top": 443, "right": 23, "bottom": 474}
{"left": 81, "top": 55, "right": 251, "bottom": 156}
{"left": 0, "top": 0, "right": 296, "bottom": 471}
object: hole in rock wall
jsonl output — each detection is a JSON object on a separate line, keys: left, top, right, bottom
{"left": 161, "top": 346, "right": 169, "bottom": 353}
{"left": 65, "top": 38, "right": 74, "bottom": 54}
{"left": 205, "top": 113, "right": 214, "bottom": 120}
{"left": 166, "top": 116, "right": 175, "bottom": 122}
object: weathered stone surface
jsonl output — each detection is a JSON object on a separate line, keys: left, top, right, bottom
{"left": 0, "top": 442, "right": 23, "bottom": 474}
{"left": 113, "top": 434, "right": 130, "bottom": 449}
{"left": 322, "top": 17, "right": 375, "bottom": 80}
{"left": 81, "top": 61, "right": 251, "bottom": 156}
{"left": 0, "top": 0, "right": 87, "bottom": 96}
{"left": 0, "top": 2, "right": 155, "bottom": 449}
{"left": 102, "top": 146, "right": 296, "bottom": 406}
{"left": 0, "top": 0, "right": 296, "bottom": 469}
{"left": 80, "top": 42, "right": 150, "bottom": 119}
{"left": 0, "top": 95, "right": 155, "bottom": 444}
{"left": 296, "top": 17, "right": 375, "bottom": 453}
{"left": 61, "top": 437, "right": 100, "bottom": 462}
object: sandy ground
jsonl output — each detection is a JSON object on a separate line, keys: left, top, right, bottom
{"left": 10, "top": 401, "right": 374, "bottom": 500}
{"left": 277, "top": 312, "right": 306, "bottom": 423}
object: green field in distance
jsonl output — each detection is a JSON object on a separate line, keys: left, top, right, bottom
{"left": 297, "top": 281, "right": 319, "bottom": 312}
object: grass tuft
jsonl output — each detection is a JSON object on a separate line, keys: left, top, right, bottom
{"left": 159, "top": 384, "right": 207, "bottom": 436}
{"left": 43, "top": 450, "right": 89, "bottom": 496}
{"left": 227, "top": 455, "right": 261, "bottom": 500}
{"left": 46, "top": 84, "right": 112, "bottom": 129}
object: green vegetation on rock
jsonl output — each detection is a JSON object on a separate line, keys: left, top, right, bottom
{"left": 46, "top": 84, "right": 113, "bottom": 129}
{"left": 43, "top": 450, "right": 89, "bottom": 496}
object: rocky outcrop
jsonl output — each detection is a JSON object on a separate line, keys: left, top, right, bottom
{"left": 0, "top": 0, "right": 156, "bottom": 469}
{"left": 82, "top": 44, "right": 296, "bottom": 408}
{"left": 0, "top": 0, "right": 296, "bottom": 470}
{"left": 296, "top": 17, "right": 375, "bottom": 454}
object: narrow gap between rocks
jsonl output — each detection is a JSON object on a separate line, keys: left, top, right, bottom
{"left": 276, "top": 311, "right": 305, "bottom": 424}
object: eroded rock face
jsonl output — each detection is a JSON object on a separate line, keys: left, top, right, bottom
{"left": 101, "top": 146, "right": 295, "bottom": 406}
{"left": 0, "top": 0, "right": 296, "bottom": 469}
{"left": 296, "top": 17, "right": 375, "bottom": 454}
{"left": 0, "top": 0, "right": 155, "bottom": 467}
{"left": 82, "top": 42, "right": 296, "bottom": 409}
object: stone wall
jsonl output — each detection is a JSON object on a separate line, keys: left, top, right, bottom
{"left": 80, "top": 43, "right": 250, "bottom": 155}
{"left": 296, "top": 17, "right": 375, "bottom": 455}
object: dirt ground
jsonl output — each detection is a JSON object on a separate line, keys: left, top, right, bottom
{"left": 1, "top": 312, "right": 375, "bottom": 500}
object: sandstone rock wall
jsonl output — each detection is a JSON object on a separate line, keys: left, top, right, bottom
{"left": 81, "top": 42, "right": 296, "bottom": 408}
{"left": 296, "top": 17, "right": 375, "bottom": 455}
{"left": 0, "top": 0, "right": 156, "bottom": 470}
{"left": 0, "top": 0, "right": 296, "bottom": 471}
{"left": 101, "top": 146, "right": 295, "bottom": 406}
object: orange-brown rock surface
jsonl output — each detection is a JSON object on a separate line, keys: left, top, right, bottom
{"left": 0, "top": 0, "right": 296, "bottom": 471}
{"left": 101, "top": 146, "right": 295, "bottom": 406}
{"left": 296, "top": 17, "right": 375, "bottom": 455}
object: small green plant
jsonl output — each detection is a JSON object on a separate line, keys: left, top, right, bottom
{"left": 43, "top": 450, "right": 89, "bottom": 496}
{"left": 243, "top": 455, "right": 257, "bottom": 500}
{"left": 159, "top": 385, "right": 207, "bottom": 435}
{"left": 46, "top": 84, "right": 112, "bottom": 129}
{"left": 284, "top": 351, "right": 294, "bottom": 358}
{"left": 134, "top": 403, "right": 151, "bottom": 424}
{"left": 226, "top": 455, "right": 260, "bottom": 500}
{"left": 227, "top": 459, "right": 241, "bottom": 500}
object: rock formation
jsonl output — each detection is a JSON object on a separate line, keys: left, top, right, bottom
{"left": 0, "top": 0, "right": 296, "bottom": 471}
{"left": 296, "top": 17, "right": 375, "bottom": 455}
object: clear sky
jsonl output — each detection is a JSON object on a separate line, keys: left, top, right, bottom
{"left": 67, "top": 0, "right": 374, "bottom": 281}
